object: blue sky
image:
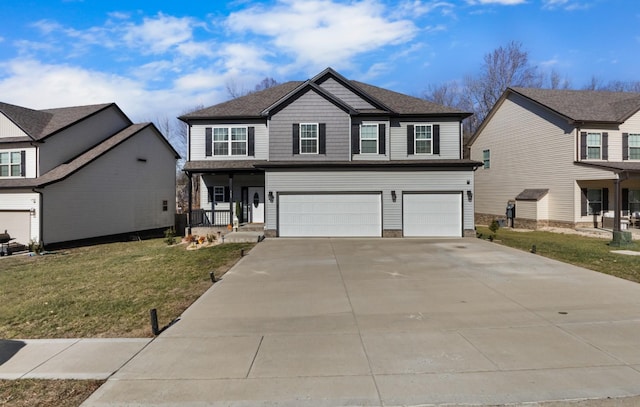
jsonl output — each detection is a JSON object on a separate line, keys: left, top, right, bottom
{"left": 0, "top": 0, "right": 637, "bottom": 122}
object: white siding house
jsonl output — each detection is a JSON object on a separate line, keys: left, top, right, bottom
{"left": 469, "top": 87, "right": 640, "bottom": 229}
{"left": 181, "top": 68, "right": 480, "bottom": 238}
{"left": 0, "top": 102, "right": 179, "bottom": 249}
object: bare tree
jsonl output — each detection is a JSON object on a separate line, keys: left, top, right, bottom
{"left": 422, "top": 81, "right": 465, "bottom": 109}
{"left": 226, "top": 77, "right": 280, "bottom": 99}
{"left": 547, "top": 69, "right": 571, "bottom": 90}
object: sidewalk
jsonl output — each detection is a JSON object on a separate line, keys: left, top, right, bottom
{"left": 0, "top": 338, "right": 151, "bottom": 380}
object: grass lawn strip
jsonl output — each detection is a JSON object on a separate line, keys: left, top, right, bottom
{"left": 476, "top": 226, "right": 640, "bottom": 283}
{"left": 0, "top": 379, "right": 103, "bottom": 407}
{"left": 0, "top": 239, "right": 255, "bottom": 339}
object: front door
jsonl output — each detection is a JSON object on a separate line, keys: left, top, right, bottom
{"left": 248, "top": 187, "right": 265, "bottom": 223}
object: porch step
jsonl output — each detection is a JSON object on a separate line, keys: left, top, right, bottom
{"left": 238, "top": 223, "right": 265, "bottom": 232}
{"left": 223, "top": 231, "right": 264, "bottom": 243}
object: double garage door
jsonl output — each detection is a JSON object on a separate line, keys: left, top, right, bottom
{"left": 278, "top": 193, "right": 461, "bottom": 237}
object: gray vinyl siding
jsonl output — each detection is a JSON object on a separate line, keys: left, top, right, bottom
{"left": 470, "top": 93, "right": 612, "bottom": 224}
{"left": 190, "top": 119, "right": 268, "bottom": 161}
{"left": 265, "top": 170, "right": 474, "bottom": 232}
{"left": 318, "top": 78, "right": 375, "bottom": 109}
{"left": 0, "top": 113, "right": 28, "bottom": 139}
{"left": 390, "top": 120, "right": 461, "bottom": 160}
{"left": 269, "top": 90, "right": 350, "bottom": 161}
{"left": 42, "top": 127, "right": 176, "bottom": 244}
{"left": 38, "top": 106, "right": 130, "bottom": 174}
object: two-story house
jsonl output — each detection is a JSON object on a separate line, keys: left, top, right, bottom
{"left": 180, "top": 68, "right": 480, "bottom": 238}
{"left": 0, "top": 101, "right": 179, "bottom": 249}
{"left": 468, "top": 87, "right": 640, "bottom": 230}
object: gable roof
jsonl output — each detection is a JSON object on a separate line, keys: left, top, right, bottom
{"left": 0, "top": 123, "right": 178, "bottom": 189}
{"left": 0, "top": 102, "right": 116, "bottom": 142}
{"left": 180, "top": 67, "right": 471, "bottom": 121}
{"left": 469, "top": 87, "right": 640, "bottom": 146}
{"left": 509, "top": 87, "right": 640, "bottom": 124}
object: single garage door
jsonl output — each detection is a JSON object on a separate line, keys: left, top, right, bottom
{"left": 403, "top": 193, "right": 462, "bottom": 237}
{"left": 279, "top": 194, "right": 382, "bottom": 237}
{"left": 0, "top": 211, "right": 31, "bottom": 246}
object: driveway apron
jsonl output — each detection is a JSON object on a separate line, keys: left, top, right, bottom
{"left": 82, "top": 238, "right": 640, "bottom": 406}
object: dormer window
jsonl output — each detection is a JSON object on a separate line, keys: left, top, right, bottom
{"left": 0, "top": 151, "right": 24, "bottom": 177}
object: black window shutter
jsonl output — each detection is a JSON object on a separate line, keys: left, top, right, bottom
{"left": 580, "top": 132, "right": 587, "bottom": 159}
{"left": 248, "top": 127, "right": 255, "bottom": 157}
{"left": 20, "top": 150, "right": 26, "bottom": 176}
{"left": 205, "top": 128, "right": 212, "bottom": 157}
{"left": 351, "top": 124, "right": 360, "bottom": 154}
{"left": 207, "top": 186, "right": 213, "bottom": 203}
{"left": 378, "top": 124, "right": 386, "bottom": 155}
{"left": 623, "top": 133, "right": 629, "bottom": 160}
{"left": 581, "top": 188, "right": 588, "bottom": 216}
{"left": 622, "top": 188, "right": 629, "bottom": 211}
{"left": 224, "top": 186, "right": 230, "bottom": 203}
{"left": 318, "top": 123, "right": 326, "bottom": 154}
{"left": 407, "top": 125, "right": 414, "bottom": 155}
{"left": 433, "top": 124, "right": 440, "bottom": 155}
{"left": 292, "top": 124, "right": 299, "bottom": 154}
{"left": 602, "top": 132, "right": 608, "bottom": 160}
{"left": 603, "top": 188, "right": 609, "bottom": 212}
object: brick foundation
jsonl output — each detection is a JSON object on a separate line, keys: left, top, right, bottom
{"left": 383, "top": 229, "right": 403, "bottom": 238}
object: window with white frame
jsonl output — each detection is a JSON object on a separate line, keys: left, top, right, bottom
{"left": 0, "top": 151, "right": 22, "bottom": 177}
{"left": 208, "top": 186, "right": 229, "bottom": 203}
{"left": 300, "top": 123, "right": 318, "bottom": 154}
{"left": 587, "top": 188, "right": 603, "bottom": 215}
{"left": 483, "top": 149, "right": 490, "bottom": 169}
{"left": 360, "top": 124, "right": 378, "bottom": 154}
{"left": 212, "top": 127, "right": 247, "bottom": 156}
{"left": 629, "top": 134, "right": 640, "bottom": 160}
{"left": 629, "top": 190, "right": 640, "bottom": 214}
{"left": 415, "top": 125, "right": 432, "bottom": 154}
{"left": 587, "top": 132, "right": 601, "bottom": 159}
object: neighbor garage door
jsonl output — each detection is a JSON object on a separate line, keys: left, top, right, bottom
{"left": 0, "top": 211, "right": 31, "bottom": 246}
{"left": 403, "top": 193, "right": 462, "bottom": 237}
{"left": 279, "top": 194, "right": 382, "bottom": 237}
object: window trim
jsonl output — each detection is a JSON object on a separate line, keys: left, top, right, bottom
{"left": 211, "top": 126, "right": 248, "bottom": 157}
{"left": 587, "top": 188, "right": 603, "bottom": 216}
{"left": 586, "top": 132, "right": 602, "bottom": 160}
{"left": 414, "top": 124, "right": 433, "bottom": 155}
{"left": 0, "top": 150, "right": 24, "bottom": 178}
{"left": 629, "top": 189, "right": 640, "bottom": 214}
{"left": 213, "top": 186, "right": 228, "bottom": 203}
{"left": 629, "top": 134, "right": 640, "bottom": 160}
{"left": 482, "top": 149, "right": 491, "bottom": 169}
{"left": 299, "top": 123, "right": 319, "bottom": 155}
{"left": 359, "top": 123, "right": 379, "bottom": 155}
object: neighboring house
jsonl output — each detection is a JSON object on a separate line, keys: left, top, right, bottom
{"left": 180, "top": 68, "right": 480, "bottom": 238}
{"left": 468, "top": 87, "right": 640, "bottom": 229}
{"left": 0, "top": 101, "right": 179, "bottom": 248}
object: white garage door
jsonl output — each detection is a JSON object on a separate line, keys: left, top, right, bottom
{"left": 279, "top": 194, "right": 382, "bottom": 237}
{"left": 403, "top": 193, "right": 462, "bottom": 237}
{"left": 0, "top": 211, "right": 31, "bottom": 245}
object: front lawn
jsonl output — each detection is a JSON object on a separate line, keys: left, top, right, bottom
{"left": 476, "top": 226, "right": 640, "bottom": 283}
{"left": 0, "top": 379, "right": 103, "bottom": 407}
{"left": 0, "top": 239, "right": 255, "bottom": 339}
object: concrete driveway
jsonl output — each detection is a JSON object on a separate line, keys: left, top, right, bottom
{"left": 83, "top": 238, "right": 640, "bottom": 406}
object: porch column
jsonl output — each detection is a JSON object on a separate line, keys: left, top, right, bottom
{"left": 614, "top": 174, "right": 621, "bottom": 232}
{"left": 228, "top": 174, "right": 234, "bottom": 226}
{"left": 187, "top": 172, "right": 193, "bottom": 235}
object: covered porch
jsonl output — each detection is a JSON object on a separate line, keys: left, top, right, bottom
{"left": 183, "top": 161, "right": 266, "bottom": 233}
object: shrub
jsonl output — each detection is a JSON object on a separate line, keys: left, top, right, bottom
{"left": 489, "top": 219, "right": 500, "bottom": 235}
{"left": 164, "top": 228, "right": 176, "bottom": 246}
{"left": 206, "top": 234, "right": 216, "bottom": 243}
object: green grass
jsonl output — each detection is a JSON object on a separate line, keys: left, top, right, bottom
{"left": 0, "top": 239, "right": 254, "bottom": 339}
{"left": 476, "top": 226, "right": 640, "bottom": 283}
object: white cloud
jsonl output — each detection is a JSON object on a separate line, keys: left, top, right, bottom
{"left": 122, "top": 13, "right": 197, "bottom": 55}
{"left": 542, "top": 0, "right": 591, "bottom": 10}
{"left": 394, "top": 1, "right": 456, "bottom": 18}
{"left": 226, "top": 0, "right": 417, "bottom": 72}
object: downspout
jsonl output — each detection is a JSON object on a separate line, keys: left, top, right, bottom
{"left": 32, "top": 187, "right": 44, "bottom": 247}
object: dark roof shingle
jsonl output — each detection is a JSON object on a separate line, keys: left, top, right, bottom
{"left": 510, "top": 87, "right": 640, "bottom": 123}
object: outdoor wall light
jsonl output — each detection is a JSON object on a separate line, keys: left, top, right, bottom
{"left": 467, "top": 190, "right": 473, "bottom": 202}
{"left": 268, "top": 191, "right": 274, "bottom": 202}
{"left": 391, "top": 190, "right": 397, "bottom": 202}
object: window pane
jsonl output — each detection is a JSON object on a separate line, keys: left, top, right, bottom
{"left": 11, "top": 152, "right": 21, "bottom": 163}
{"left": 300, "top": 124, "right": 317, "bottom": 138}
{"left": 213, "top": 128, "right": 228, "bottom": 141}
{"left": 629, "top": 135, "right": 640, "bottom": 147}
{"left": 361, "top": 140, "right": 377, "bottom": 154}
{"left": 587, "top": 188, "right": 602, "bottom": 215}
{"left": 416, "top": 140, "right": 431, "bottom": 154}
{"left": 10, "top": 164, "right": 20, "bottom": 176}
{"left": 0, "top": 153, "right": 8, "bottom": 164}
{"left": 415, "top": 125, "right": 431, "bottom": 140}
{"left": 231, "top": 141, "right": 246, "bottom": 155}
{"left": 587, "top": 133, "right": 601, "bottom": 145}
{"left": 231, "top": 128, "right": 246, "bottom": 140}
{"left": 483, "top": 149, "right": 490, "bottom": 169}
{"left": 300, "top": 124, "right": 317, "bottom": 153}
{"left": 0, "top": 166, "right": 7, "bottom": 177}
{"left": 587, "top": 146, "right": 600, "bottom": 159}
{"left": 360, "top": 124, "right": 377, "bottom": 139}
{"left": 301, "top": 139, "right": 317, "bottom": 153}
{"left": 213, "top": 142, "right": 228, "bottom": 155}
{"left": 587, "top": 189, "right": 602, "bottom": 201}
